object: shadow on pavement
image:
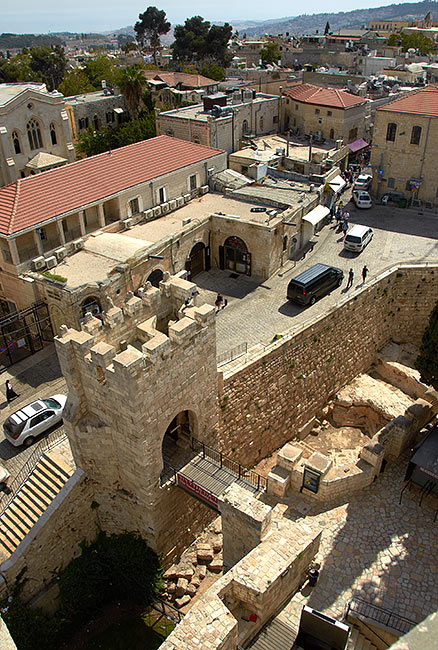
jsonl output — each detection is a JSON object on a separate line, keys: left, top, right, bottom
{"left": 278, "top": 301, "right": 306, "bottom": 317}
{"left": 194, "top": 270, "right": 262, "bottom": 299}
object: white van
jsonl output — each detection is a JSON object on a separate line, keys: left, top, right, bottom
{"left": 344, "top": 225, "right": 374, "bottom": 253}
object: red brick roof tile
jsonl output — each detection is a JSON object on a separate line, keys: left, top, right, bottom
{"left": 143, "top": 71, "right": 217, "bottom": 89}
{"left": 378, "top": 85, "right": 438, "bottom": 117}
{"left": 283, "top": 83, "right": 366, "bottom": 109}
{"left": 0, "top": 135, "right": 224, "bottom": 236}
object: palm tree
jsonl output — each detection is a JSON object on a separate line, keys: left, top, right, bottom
{"left": 118, "top": 65, "right": 148, "bottom": 120}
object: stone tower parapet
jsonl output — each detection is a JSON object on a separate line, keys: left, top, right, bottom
{"left": 55, "top": 272, "right": 219, "bottom": 557}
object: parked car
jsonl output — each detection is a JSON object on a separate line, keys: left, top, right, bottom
{"left": 3, "top": 395, "right": 67, "bottom": 447}
{"left": 344, "top": 225, "right": 374, "bottom": 253}
{"left": 353, "top": 190, "right": 372, "bottom": 209}
{"left": 381, "top": 191, "right": 405, "bottom": 205}
{"left": 0, "top": 462, "right": 10, "bottom": 491}
{"left": 287, "top": 263, "right": 344, "bottom": 306}
{"left": 353, "top": 174, "right": 372, "bottom": 191}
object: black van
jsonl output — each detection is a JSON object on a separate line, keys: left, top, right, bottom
{"left": 287, "top": 263, "right": 344, "bottom": 306}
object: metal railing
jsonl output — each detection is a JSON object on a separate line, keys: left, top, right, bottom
{"left": 0, "top": 430, "right": 67, "bottom": 517}
{"left": 217, "top": 342, "right": 247, "bottom": 367}
{"left": 346, "top": 598, "right": 418, "bottom": 635}
{"left": 191, "top": 437, "right": 267, "bottom": 492}
{"left": 150, "top": 597, "right": 184, "bottom": 624}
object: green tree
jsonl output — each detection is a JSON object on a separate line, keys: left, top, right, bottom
{"left": 83, "top": 53, "right": 118, "bottom": 89}
{"left": 172, "top": 16, "right": 232, "bottom": 67}
{"left": 118, "top": 64, "right": 148, "bottom": 118}
{"left": 415, "top": 302, "right": 438, "bottom": 390}
{"left": 324, "top": 22, "right": 330, "bottom": 35}
{"left": 260, "top": 41, "right": 280, "bottom": 65}
{"left": 28, "top": 45, "right": 67, "bottom": 90}
{"left": 116, "top": 113, "right": 156, "bottom": 146}
{"left": 58, "top": 69, "right": 94, "bottom": 96}
{"left": 200, "top": 61, "right": 226, "bottom": 81}
{"left": 387, "top": 32, "right": 434, "bottom": 54}
{"left": 135, "top": 6, "right": 171, "bottom": 65}
{"left": 0, "top": 53, "right": 36, "bottom": 83}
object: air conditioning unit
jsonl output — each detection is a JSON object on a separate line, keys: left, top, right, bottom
{"left": 207, "top": 167, "right": 215, "bottom": 177}
{"left": 182, "top": 218, "right": 191, "bottom": 226}
{"left": 336, "top": 139, "right": 344, "bottom": 150}
{"left": 32, "top": 256, "right": 46, "bottom": 271}
{"left": 183, "top": 193, "right": 191, "bottom": 203}
{"left": 73, "top": 238, "right": 84, "bottom": 251}
{"left": 45, "top": 256, "right": 57, "bottom": 269}
{"left": 176, "top": 196, "right": 184, "bottom": 207}
{"left": 153, "top": 206, "right": 162, "bottom": 217}
{"left": 169, "top": 199, "right": 177, "bottom": 211}
{"left": 55, "top": 247, "right": 67, "bottom": 262}
{"left": 123, "top": 218, "right": 134, "bottom": 229}
{"left": 200, "top": 185, "right": 209, "bottom": 195}
{"left": 161, "top": 202, "right": 170, "bottom": 214}
{"left": 144, "top": 209, "right": 153, "bottom": 221}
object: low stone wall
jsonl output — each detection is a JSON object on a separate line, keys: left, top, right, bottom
{"left": 0, "top": 470, "right": 97, "bottom": 603}
{"left": 218, "top": 265, "right": 438, "bottom": 469}
{"left": 160, "top": 507, "right": 322, "bottom": 650}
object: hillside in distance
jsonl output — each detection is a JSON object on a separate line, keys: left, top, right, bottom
{"left": 232, "top": 0, "right": 438, "bottom": 35}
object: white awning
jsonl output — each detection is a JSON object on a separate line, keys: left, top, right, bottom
{"left": 114, "top": 107, "right": 124, "bottom": 114}
{"left": 302, "top": 205, "right": 330, "bottom": 227}
{"left": 328, "top": 175, "right": 347, "bottom": 193}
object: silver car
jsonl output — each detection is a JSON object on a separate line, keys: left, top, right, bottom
{"left": 3, "top": 395, "right": 67, "bottom": 447}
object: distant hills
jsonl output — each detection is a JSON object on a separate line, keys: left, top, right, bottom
{"left": 232, "top": 0, "right": 438, "bottom": 36}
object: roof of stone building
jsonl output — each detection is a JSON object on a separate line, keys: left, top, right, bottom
{"left": 283, "top": 83, "right": 366, "bottom": 109}
{"left": 0, "top": 135, "right": 224, "bottom": 236}
{"left": 378, "top": 84, "right": 438, "bottom": 117}
{"left": 143, "top": 71, "right": 218, "bottom": 89}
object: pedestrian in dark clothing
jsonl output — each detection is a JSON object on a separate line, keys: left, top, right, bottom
{"left": 346, "top": 268, "right": 354, "bottom": 290}
{"left": 215, "top": 293, "right": 224, "bottom": 313}
{"left": 5, "top": 380, "right": 19, "bottom": 403}
{"left": 362, "top": 265, "right": 368, "bottom": 283}
{"left": 342, "top": 221, "right": 348, "bottom": 237}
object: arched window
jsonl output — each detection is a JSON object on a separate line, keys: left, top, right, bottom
{"left": 93, "top": 115, "right": 99, "bottom": 131}
{"left": 12, "top": 130, "right": 21, "bottom": 154}
{"left": 329, "top": 128, "right": 334, "bottom": 139}
{"left": 410, "top": 125, "right": 422, "bottom": 145}
{"left": 242, "top": 119, "right": 248, "bottom": 135}
{"left": 386, "top": 122, "right": 397, "bottom": 142}
{"left": 50, "top": 122, "right": 57, "bottom": 145}
{"left": 27, "top": 118, "right": 43, "bottom": 150}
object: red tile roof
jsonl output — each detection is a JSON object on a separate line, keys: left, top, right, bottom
{"left": 143, "top": 71, "right": 217, "bottom": 89}
{"left": 378, "top": 85, "right": 438, "bottom": 117}
{"left": 0, "top": 136, "right": 224, "bottom": 236}
{"left": 283, "top": 83, "right": 366, "bottom": 109}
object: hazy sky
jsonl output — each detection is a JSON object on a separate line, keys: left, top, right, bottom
{"left": 3, "top": 0, "right": 393, "bottom": 33}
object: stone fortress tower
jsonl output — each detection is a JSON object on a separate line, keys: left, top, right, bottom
{"left": 55, "top": 273, "right": 220, "bottom": 558}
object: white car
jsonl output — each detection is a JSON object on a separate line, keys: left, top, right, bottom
{"left": 353, "top": 190, "right": 372, "bottom": 209}
{"left": 344, "top": 225, "right": 374, "bottom": 253}
{"left": 0, "top": 462, "right": 10, "bottom": 491}
{"left": 353, "top": 174, "right": 372, "bottom": 191}
{"left": 3, "top": 395, "right": 67, "bottom": 447}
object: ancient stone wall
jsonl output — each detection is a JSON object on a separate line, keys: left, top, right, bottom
{"left": 218, "top": 265, "right": 438, "bottom": 468}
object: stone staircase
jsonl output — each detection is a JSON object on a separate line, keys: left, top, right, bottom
{"left": 348, "top": 626, "right": 379, "bottom": 650}
{"left": 0, "top": 451, "right": 74, "bottom": 561}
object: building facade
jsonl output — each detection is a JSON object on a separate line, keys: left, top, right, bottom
{"left": 370, "top": 85, "right": 438, "bottom": 204}
{"left": 64, "top": 89, "right": 127, "bottom": 142}
{"left": 0, "top": 83, "right": 75, "bottom": 187}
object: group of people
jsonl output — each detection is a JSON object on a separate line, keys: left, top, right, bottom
{"left": 346, "top": 265, "right": 368, "bottom": 290}
{"left": 331, "top": 201, "right": 351, "bottom": 237}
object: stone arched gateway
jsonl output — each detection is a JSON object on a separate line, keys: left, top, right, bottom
{"left": 147, "top": 268, "right": 164, "bottom": 288}
{"left": 186, "top": 242, "right": 209, "bottom": 280}
{"left": 79, "top": 296, "right": 102, "bottom": 321}
{"left": 220, "top": 235, "right": 251, "bottom": 276}
{"left": 160, "top": 409, "right": 197, "bottom": 485}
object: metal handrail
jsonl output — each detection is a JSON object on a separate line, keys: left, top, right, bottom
{"left": 191, "top": 437, "right": 267, "bottom": 492}
{"left": 346, "top": 598, "right": 418, "bottom": 635}
{"left": 0, "top": 430, "right": 67, "bottom": 516}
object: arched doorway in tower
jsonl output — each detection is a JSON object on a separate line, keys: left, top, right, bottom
{"left": 186, "top": 242, "right": 209, "bottom": 280}
{"left": 147, "top": 268, "right": 164, "bottom": 288}
{"left": 220, "top": 236, "right": 251, "bottom": 275}
{"left": 160, "top": 410, "right": 196, "bottom": 485}
{"left": 79, "top": 296, "right": 102, "bottom": 322}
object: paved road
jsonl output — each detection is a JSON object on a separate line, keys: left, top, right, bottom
{"left": 195, "top": 195, "right": 438, "bottom": 356}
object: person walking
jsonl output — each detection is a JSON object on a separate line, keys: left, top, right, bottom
{"left": 346, "top": 268, "right": 354, "bottom": 290}
{"left": 214, "top": 293, "right": 224, "bottom": 313}
{"left": 342, "top": 220, "right": 348, "bottom": 238}
{"left": 362, "top": 265, "right": 368, "bottom": 284}
{"left": 5, "top": 380, "right": 19, "bottom": 404}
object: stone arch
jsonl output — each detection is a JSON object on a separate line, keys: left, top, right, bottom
{"left": 222, "top": 235, "right": 251, "bottom": 275}
{"left": 146, "top": 268, "right": 164, "bottom": 288}
{"left": 187, "top": 241, "right": 206, "bottom": 279}
{"left": 79, "top": 296, "right": 102, "bottom": 321}
{"left": 160, "top": 409, "right": 198, "bottom": 485}
{"left": 49, "top": 304, "right": 66, "bottom": 334}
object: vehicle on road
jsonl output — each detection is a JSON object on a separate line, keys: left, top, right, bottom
{"left": 0, "top": 462, "right": 10, "bottom": 491}
{"left": 344, "top": 225, "right": 374, "bottom": 253}
{"left": 353, "top": 174, "right": 372, "bottom": 191}
{"left": 287, "top": 263, "right": 344, "bottom": 306}
{"left": 353, "top": 190, "right": 372, "bottom": 209}
{"left": 3, "top": 395, "right": 67, "bottom": 447}
{"left": 381, "top": 191, "right": 405, "bottom": 205}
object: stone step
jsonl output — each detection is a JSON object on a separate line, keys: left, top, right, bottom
{"left": 40, "top": 451, "right": 73, "bottom": 481}
{"left": 1, "top": 506, "right": 32, "bottom": 538}
{"left": 31, "top": 465, "right": 66, "bottom": 495}
{"left": 0, "top": 514, "right": 27, "bottom": 546}
{"left": 14, "top": 491, "right": 44, "bottom": 522}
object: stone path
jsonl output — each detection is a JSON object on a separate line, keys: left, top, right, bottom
{"left": 267, "top": 454, "right": 438, "bottom": 631}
